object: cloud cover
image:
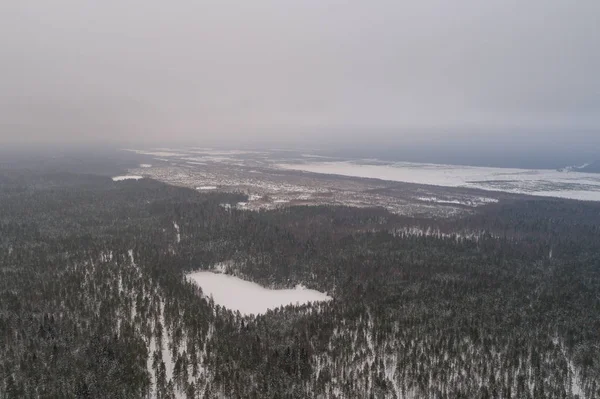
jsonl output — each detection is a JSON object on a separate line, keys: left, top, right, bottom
{"left": 1, "top": 0, "right": 599, "bottom": 147}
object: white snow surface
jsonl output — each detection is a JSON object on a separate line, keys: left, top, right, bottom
{"left": 186, "top": 271, "right": 332, "bottom": 316}
{"left": 112, "top": 175, "right": 144, "bottom": 181}
{"left": 173, "top": 221, "right": 181, "bottom": 243}
{"left": 196, "top": 186, "right": 217, "bottom": 190}
{"left": 278, "top": 161, "right": 600, "bottom": 201}
{"left": 139, "top": 164, "right": 152, "bottom": 168}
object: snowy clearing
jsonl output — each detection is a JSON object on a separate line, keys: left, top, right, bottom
{"left": 186, "top": 272, "right": 332, "bottom": 316}
{"left": 278, "top": 161, "right": 600, "bottom": 201}
{"left": 112, "top": 175, "right": 144, "bottom": 181}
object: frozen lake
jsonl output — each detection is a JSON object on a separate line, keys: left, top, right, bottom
{"left": 277, "top": 161, "right": 600, "bottom": 201}
{"left": 186, "top": 271, "right": 332, "bottom": 316}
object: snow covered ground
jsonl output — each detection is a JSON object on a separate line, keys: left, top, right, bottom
{"left": 112, "top": 175, "right": 144, "bottom": 181}
{"left": 186, "top": 272, "right": 332, "bottom": 316}
{"left": 277, "top": 161, "right": 600, "bottom": 201}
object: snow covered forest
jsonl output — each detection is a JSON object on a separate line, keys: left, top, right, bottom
{"left": 1, "top": 167, "right": 599, "bottom": 398}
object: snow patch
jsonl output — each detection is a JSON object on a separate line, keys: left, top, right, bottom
{"left": 173, "top": 222, "right": 181, "bottom": 243}
{"left": 112, "top": 175, "right": 144, "bottom": 181}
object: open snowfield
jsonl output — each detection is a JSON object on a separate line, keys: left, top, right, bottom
{"left": 277, "top": 161, "right": 600, "bottom": 201}
{"left": 186, "top": 271, "right": 332, "bottom": 316}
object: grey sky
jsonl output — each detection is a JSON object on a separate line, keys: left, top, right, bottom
{"left": 1, "top": 0, "right": 599, "bottom": 147}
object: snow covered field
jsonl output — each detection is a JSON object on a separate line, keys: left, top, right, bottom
{"left": 278, "top": 161, "right": 600, "bottom": 201}
{"left": 186, "top": 272, "right": 332, "bottom": 316}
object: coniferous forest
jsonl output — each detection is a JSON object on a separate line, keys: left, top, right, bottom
{"left": 1, "top": 166, "right": 599, "bottom": 398}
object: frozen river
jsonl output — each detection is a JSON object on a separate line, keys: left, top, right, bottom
{"left": 277, "top": 161, "right": 600, "bottom": 201}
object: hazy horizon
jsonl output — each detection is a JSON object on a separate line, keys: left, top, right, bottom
{"left": 1, "top": 1, "right": 599, "bottom": 165}
{"left": 1, "top": 134, "right": 598, "bottom": 170}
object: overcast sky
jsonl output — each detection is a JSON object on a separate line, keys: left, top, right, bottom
{"left": 1, "top": 0, "right": 599, "bottom": 149}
